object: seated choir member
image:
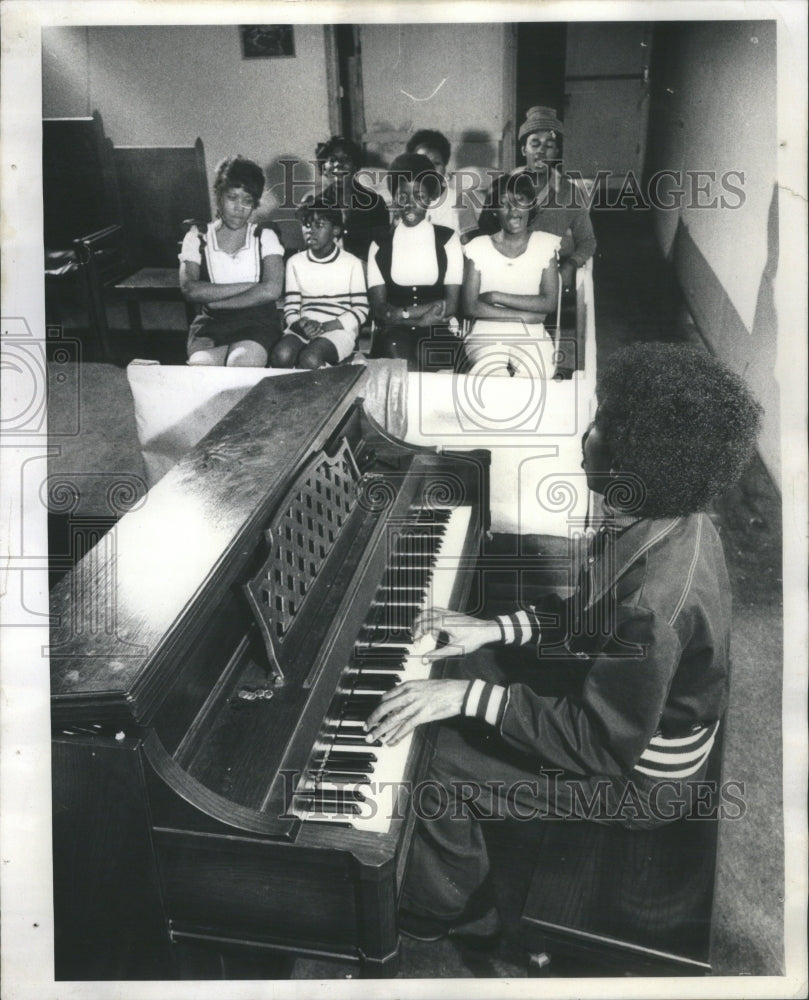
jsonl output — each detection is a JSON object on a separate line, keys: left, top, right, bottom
{"left": 179, "top": 155, "right": 284, "bottom": 367}
{"left": 405, "top": 128, "right": 479, "bottom": 238}
{"left": 364, "top": 343, "right": 762, "bottom": 946}
{"left": 305, "top": 135, "right": 389, "bottom": 262}
{"left": 367, "top": 153, "right": 464, "bottom": 371}
{"left": 478, "top": 106, "right": 596, "bottom": 297}
{"left": 271, "top": 199, "right": 369, "bottom": 369}
{"left": 462, "top": 171, "right": 560, "bottom": 378}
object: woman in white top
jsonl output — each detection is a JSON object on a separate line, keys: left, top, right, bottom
{"left": 179, "top": 156, "right": 284, "bottom": 367}
{"left": 367, "top": 153, "right": 464, "bottom": 371}
{"left": 462, "top": 171, "right": 560, "bottom": 378}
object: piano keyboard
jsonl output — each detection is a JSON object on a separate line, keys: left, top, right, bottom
{"left": 291, "top": 504, "right": 473, "bottom": 834}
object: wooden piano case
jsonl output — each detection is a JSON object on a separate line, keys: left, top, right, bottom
{"left": 50, "top": 366, "right": 489, "bottom": 979}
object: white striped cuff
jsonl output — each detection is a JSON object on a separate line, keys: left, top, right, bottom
{"left": 494, "top": 609, "right": 541, "bottom": 646}
{"left": 632, "top": 721, "right": 720, "bottom": 779}
{"left": 461, "top": 679, "right": 508, "bottom": 728}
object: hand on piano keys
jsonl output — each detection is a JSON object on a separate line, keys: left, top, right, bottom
{"left": 363, "top": 677, "right": 469, "bottom": 746}
{"left": 412, "top": 607, "right": 502, "bottom": 663}
{"left": 292, "top": 505, "right": 497, "bottom": 834}
{"left": 361, "top": 609, "right": 502, "bottom": 744}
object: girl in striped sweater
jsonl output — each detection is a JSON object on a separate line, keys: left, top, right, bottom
{"left": 271, "top": 200, "right": 369, "bottom": 369}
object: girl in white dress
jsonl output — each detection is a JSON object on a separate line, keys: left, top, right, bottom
{"left": 462, "top": 172, "right": 560, "bottom": 378}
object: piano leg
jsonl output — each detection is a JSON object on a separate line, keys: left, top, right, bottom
{"left": 354, "top": 863, "right": 401, "bottom": 977}
{"left": 51, "top": 735, "right": 172, "bottom": 980}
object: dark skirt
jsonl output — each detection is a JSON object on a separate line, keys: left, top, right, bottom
{"left": 187, "top": 303, "right": 282, "bottom": 354}
{"left": 370, "top": 323, "right": 462, "bottom": 373}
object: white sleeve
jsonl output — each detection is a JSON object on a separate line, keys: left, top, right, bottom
{"left": 178, "top": 226, "right": 201, "bottom": 265}
{"left": 443, "top": 232, "right": 464, "bottom": 285}
{"left": 283, "top": 256, "right": 302, "bottom": 327}
{"left": 532, "top": 231, "right": 561, "bottom": 270}
{"left": 259, "top": 227, "right": 285, "bottom": 258}
{"left": 366, "top": 241, "right": 384, "bottom": 289}
{"left": 338, "top": 255, "right": 369, "bottom": 332}
{"left": 463, "top": 235, "right": 485, "bottom": 270}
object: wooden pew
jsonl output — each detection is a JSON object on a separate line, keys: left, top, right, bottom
{"left": 43, "top": 111, "right": 120, "bottom": 250}
{"left": 110, "top": 139, "right": 209, "bottom": 348}
{"left": 69, "top": 141, "right": 209, "bottom": 361}
{"left": 43, "top": 112, "right": 121, "bottom": 335}
{"left": 112, "top": 137, "right": 209, "bottom": 268}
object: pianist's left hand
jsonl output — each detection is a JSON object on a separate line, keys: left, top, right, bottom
{"left": 364, "top": 680, "right": 469, "bottom": 746}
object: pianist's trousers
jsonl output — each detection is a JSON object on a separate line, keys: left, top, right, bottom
{"left": 399, "top": 647, "right": 642, "bottom": 922}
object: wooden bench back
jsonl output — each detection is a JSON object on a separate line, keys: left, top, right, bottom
{"left": 113, "top": 138, "right": 209, "bottom": 268}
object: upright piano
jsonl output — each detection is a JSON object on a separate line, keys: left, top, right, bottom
{"left": 50, "top": 366, "right": 489, "bottom": 979}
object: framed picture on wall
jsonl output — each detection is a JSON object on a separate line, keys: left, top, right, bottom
{"left": 239, "top": 25, "right": 295, "bottom": 58}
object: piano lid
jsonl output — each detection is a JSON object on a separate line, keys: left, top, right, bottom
{"left": 49, "top": 366, "right": 366, "bottom": 724}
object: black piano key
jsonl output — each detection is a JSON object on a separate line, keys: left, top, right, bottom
{"left": 344, "top": 672, "right": 400, "bottom": 691}
{"left": 339, "top": 703, "right": 382, "bottom": 722}
{"left": 295, "top": 797, "right": 361, "bottom": 817}
{"left": 340, "top": 692, "right": 383, "bottom": 708}
{"left": 352, "top": 655, "right": 407, "bottom": 668}
{"left": 307, "top": 788, "right": 367, "bottom": 804}
{"left": 322, "top": 763, "right": 376, "bottom": 778}
{"left": 339, "top": 709, "right": 375, "bottom": 724}
{"left": 313, "top": 750, "right": 377, "bottom": 766}
{"left": 328, "top": 732, "right": 383, "bottom": 747}
{"left": 318, "top": 748, "right": 377, "bottom": 762}
{"left": 313, "top": 770, "right": 373, "bottom": 783}
{"left": 311, "top": 761, "right": 376, "bottom": 777}
{"left": 359, "top": 627, "right": 413, "bottom": 644}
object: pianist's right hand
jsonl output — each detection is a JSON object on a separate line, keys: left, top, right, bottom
{"left": 413, "top": 607, "right": 501, "bottom": 663}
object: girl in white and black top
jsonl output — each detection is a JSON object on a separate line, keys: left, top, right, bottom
{"left": 367, "top": 153, "right": 463, "bottom": 371}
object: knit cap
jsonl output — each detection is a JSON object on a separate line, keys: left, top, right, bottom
{"left": 518, "top": 106, "right": 564, "bottom": 140}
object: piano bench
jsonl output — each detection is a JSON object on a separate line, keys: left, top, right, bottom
{"left": 520, "top": 811, "right": 720, "bottom": 977}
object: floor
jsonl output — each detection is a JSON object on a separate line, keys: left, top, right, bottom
{"left": 47, "top": 207, "right": 785, "bottom": 981}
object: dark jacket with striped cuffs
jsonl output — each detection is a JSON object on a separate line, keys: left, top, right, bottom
{"left": 460, "top": 512, "right": 731, "bottom": 787}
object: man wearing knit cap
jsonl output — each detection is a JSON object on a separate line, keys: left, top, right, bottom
{"left": 509, "top": 105, "right": 596, "bottom": 294}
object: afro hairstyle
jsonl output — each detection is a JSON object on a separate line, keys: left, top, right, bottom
{"left": 595, "top": 343, "right": 763, "bottom": 518}
{"left": 315, "top": 136, "right": 364, "bottom": 172}
{"left": 406, "top": 128, "right": 451, "bottom": 167}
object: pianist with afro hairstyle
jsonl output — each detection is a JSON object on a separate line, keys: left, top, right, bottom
{"left": 365, "top": 342, "right": 762, "bottom": 946}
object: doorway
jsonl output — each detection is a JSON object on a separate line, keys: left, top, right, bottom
{"left": 332, "top": 25, "right": 366, "bottom": 142}
{"left": 514, "top": 22, "right": 652, "bottom": 186}
{"left": 515, "top": 22, "right": 568, "bottom": 138}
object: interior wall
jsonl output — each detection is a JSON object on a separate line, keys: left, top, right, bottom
{"left": 41, "top": 25, "right": 332, "bottom": 216}
{"left": 359, "top": 23, "right": 507, "bottom": 171}
{"left": 647, "top": 21, "right": 780, "bottom": 483}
